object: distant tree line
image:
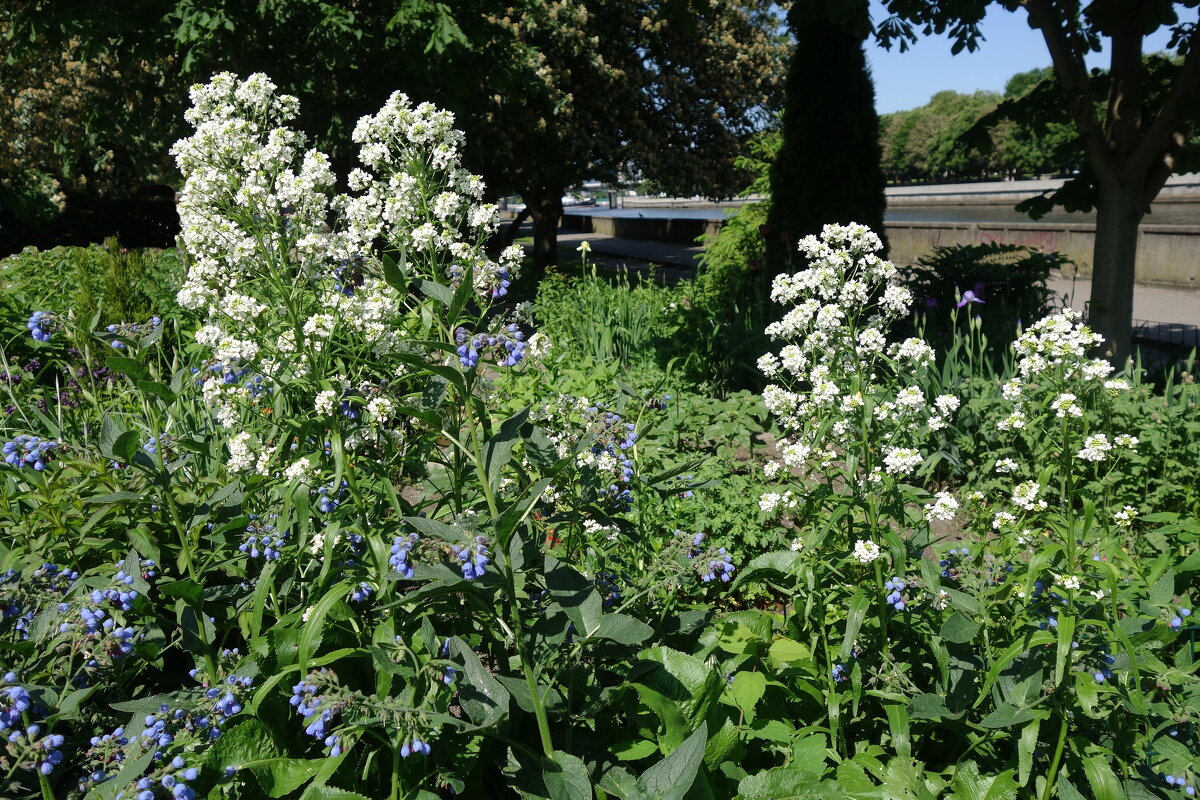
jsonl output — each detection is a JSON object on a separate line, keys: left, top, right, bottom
{"left": 879, "top": 67, "right": 1080, "bottom": 183}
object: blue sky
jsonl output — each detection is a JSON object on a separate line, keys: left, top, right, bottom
{"left": 866, "top": 1, "right": 1183, "bottom": 114}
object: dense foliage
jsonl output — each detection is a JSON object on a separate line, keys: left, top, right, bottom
{"left": 2, "top": 74, "right": 1199, "bottom": 800}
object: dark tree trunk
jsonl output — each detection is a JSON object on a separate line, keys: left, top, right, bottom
{"left": 502, "top": 207, "right": 532, "bottom": 247}
{"left": 1087, "top": 183, "right": 1144, "bottom": 364}
{"left": 525, "top": 188, "right": 563, "bottom": 283}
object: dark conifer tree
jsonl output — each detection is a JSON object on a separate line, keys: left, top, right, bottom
{"left": 766, "top": 0, "right": 888, "bottom": 276}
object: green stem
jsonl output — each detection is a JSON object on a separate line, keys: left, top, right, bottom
{"left": 390, "top": 741, "right": 402, "bottom": 800}
{"left": 1040, "top": 711, "right": 1070, "bottom": 800}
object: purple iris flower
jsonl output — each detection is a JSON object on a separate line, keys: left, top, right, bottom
{"left": 956, "top": 290, "right": 984, "bottom": 308}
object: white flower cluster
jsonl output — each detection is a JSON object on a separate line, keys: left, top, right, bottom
{"left": 172, "top": 73, "right": 520, "bottom": 472}
{"left": 1012, "top": 309, "right": 1107, "bottom": 380}
{"left": 757, "top": 224, "right": 954, "bottom": 481}
{"left": 345, "top": 93, "right": 516, "bottom": 300}
{"left": 924, "top": 491, "right": 959, "bottom": 522}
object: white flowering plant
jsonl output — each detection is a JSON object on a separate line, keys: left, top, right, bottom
{"left": 0, "top": 74, "right": 739, "bottom": 800}
{"left": 728, "top": 224, "right": 1200, "bottom": 799}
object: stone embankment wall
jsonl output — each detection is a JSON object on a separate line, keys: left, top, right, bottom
{"left": 884, "top": 221, "right": 1200, "bottom": 285}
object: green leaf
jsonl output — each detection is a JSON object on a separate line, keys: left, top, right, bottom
{"left": 107, "top": 355, "right": 149, "bottom": 380}
{"left": 84, "top": 491, "right": 143, "bottom": 504}
{"left": 1054, "top": 614, "right": 1076, "bottom": 686}
{"left": 940, "top": 612, "right": 979, "bottom": 644}
{"left": 597, "top": 765, "right": 640, "bottom": 799}
{"left": 949, "top": 761, "right": 1019, "bottom": 800}
{"left": 1082, "top": 754, "right": 1124, "bottom": 800}
{"left": 543, "top": 750, "right": 592, "bottom": 800}
{"left": 484, "top": 407, "right": 529, "bottom": 489}
{"left": 250, "top": 758, "right": 326, "bottom": 797}
{"left": 136, "top": 379, "right": 177, "bottom": 405}
{"left": 636, "top": 722, "right": 708, "bottom": 800}
{"left": 732, "top": 550, "right": 803, "bottom": 589}
{"left": 402, "top": 515, "right": 460, "bottom": 540}
{"left": 524, "top": 426, "right": 560, "bottom": 471}
{"left": 208, "top": 719, "right": 282, "bottom": 770}
{"left": 738, "top": 767, "right": 847, "bottom": 799}
{"left": 841, "top": 594, "right": 869, "bottom": 661}
{"left": 909, "top": 693, "right": 952, "bottom": 720}
{"left": 631, "top": 647, "right": 722, "bottom": 749}
{"left": 299, "top": 581, "right": 352, "bottom": 667}
{"left": 977, "top": 703, "right": 1034, "bottom": 729}
{"left": 413, "top": 277, "right": 454, "bottom": 306}
{"left": 767, "top": 637, "right": 810, "bottom": 665}
{"left": 1018, "top": 718, "right": 1040, "bottom": 786}
{"left": 884, "top": 703, "right": 910, "bottom": 757}
{"left": 588, "top": 613, "right": 653, "bottom": 645}
{"left": 298, "top": 785, "right": 371, "bottom": 800}
{"left": 545, "top": 555, "right": 601, "bottom": 633}
{"left": 452, "top": 636, "right": 509, "bottom": 728}
{"left": 610, "top": 738, "right": 659, "bottom": 761}
{"left": 1150, "top": 570, "right": 1175, "bottom": 606}
{"left": 159, "top": 579, "right": 204, "bottom": 606}
{"left": 730, "top": 671, "right": 767, "bottom": 719}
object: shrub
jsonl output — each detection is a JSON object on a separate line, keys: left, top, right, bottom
{"left": 901, "top": 241, "right": 1069, "bottom": 363}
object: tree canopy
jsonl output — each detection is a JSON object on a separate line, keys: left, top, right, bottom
{"left": 0, "top": 1, "right": 789, "bottom": 269}
{"left": 874, "top": 0, "right": 1200, "bottom": 361}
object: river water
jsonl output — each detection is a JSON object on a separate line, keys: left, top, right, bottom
{"left": 563, "top": 203, "right": 1200, "bottom": 226}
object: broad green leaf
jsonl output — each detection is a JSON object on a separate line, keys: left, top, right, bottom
{"left": 738, "top": 767, "right": 847, "bottom": 799}
{"left": 631, "top": 647, "right": 722, "bottom": 749}
{"left": 484, "top": 407, "right": 529, "bottom": 489}
{"left": 768, "top": 637, "right": 810, "bottom": 665}
{"left": 949, "top": 761, "right": 1019, "bottom": 800}
{"left": 298, "top": 785, "right": 371, "bottom": 800}
{"left": 978, "top": 703, "right": 1034, "bottom": 729}
{"left": 543, "top": 750, "right": 591, "bottom": 800}
{"left": 136, "top": 379, "right": 177, "bottom": 405}
{"left": 1082, "top": 755, "right": 1124, "bottom": 800}
{"left": 610, "top": 738, "right": 659, "bottom": 761}
{"left": 939, "top": 612, "right": 979, "bottom": 644}
{"left": 412, "top": 277, "right": 454, "bottom": 306}
{"left": 588, "top": 613, "right": 653, "bottom": 645}
{"left": 909, "top": 693, "right": 952, "bottom": 720}
{"left": 637, "top": 722, "right": 708, "bottom": 800}
{"left": 107, "top": 355, "right": 149, "bottom": 380}
{"left": 452, "top": 636, "right": 509, "bottom": 729}
{"left": 731, "top": 550, "right": 804, "bottom": 589}
{"left": 730, "top": 671, "right": 767, "bottom": 719}
{"left": 597, "top": 765, "right": 639, "bottom": 799}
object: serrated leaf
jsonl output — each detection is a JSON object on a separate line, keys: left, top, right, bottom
{"left": 543, "top": 750, "right": 591, "bottom": 800}
{"left": 730, "top": 671, "right": 767, "bottom": 719}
